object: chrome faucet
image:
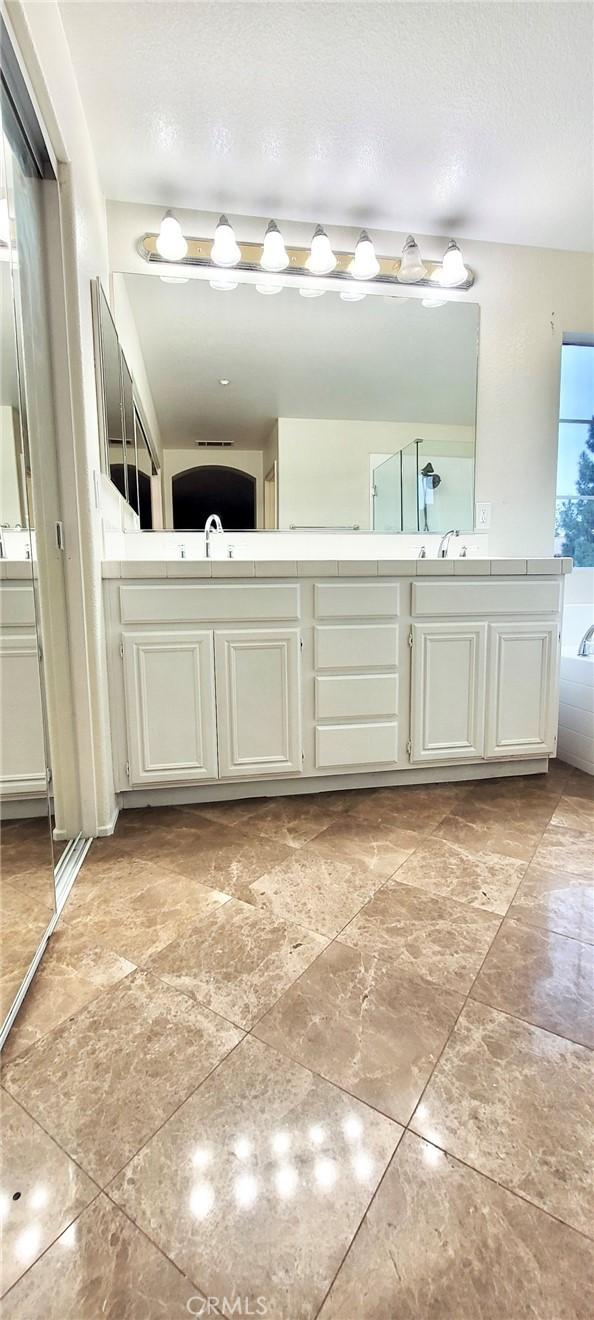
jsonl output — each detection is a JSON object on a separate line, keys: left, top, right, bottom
{"left": 437, "top": 529, "right": 459, "bottom": 558}
{"left": 578, "top": 624, "right": 594, "bottom": 657}
{"left": 204, "top": 513, "right": 223, "bottom": 558}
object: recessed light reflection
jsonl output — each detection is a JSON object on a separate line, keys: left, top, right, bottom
{"left": 271, "top": 1131, "right": 291, "bottom": 1156}
{"left": 314, "top": 1157, "right": 337, "bottom": 1190}
{"left": 59, "top": 1223, "right": 77, "bottom": 1248}
{"left": 342, "top": 1114, "right": 363, "bottom": 1143}
{"left": 351, "top": 1150, "right": 374, "bottom": 1183}
{"left": 422, "top": 1142, "right": 443, "bottom": 1168}
{"left": 234, "top": 1173, "right": 258, "bottom": 1208}
{"left": 189, "top": 1182, "right": 215, "bottom": 1220}
{"left": 275, "top": 1164, "right": 298, "bottom": 1199}
{"left": 15, "top": 1225, "right": 41, "bottom": 1262}
{"left": 192, "top": 1146, "right": 211, "bottom": 1170}
{"left": 233, "top": 1137, "right": 253, "bottom": 1161}
{"left": 308, "top": 1125, "right": 326, "bottom": 1147}
{"left": 29, "top": 1184, "right": 49, "bottom": 1211}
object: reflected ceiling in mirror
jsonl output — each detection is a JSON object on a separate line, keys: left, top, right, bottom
{"left": 116, "top": 275, "right": 479, "bottom": 534}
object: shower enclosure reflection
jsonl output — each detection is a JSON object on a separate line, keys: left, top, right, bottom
{"left": 372, "top": 438, "right": 475, "bottom": 532}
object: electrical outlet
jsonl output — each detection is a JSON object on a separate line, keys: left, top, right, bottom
{"left": 475, "top": 501, "right": 491, "bottom": 530}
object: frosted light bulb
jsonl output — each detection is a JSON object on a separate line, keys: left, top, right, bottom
{"left": 211, "top": 215, "right": 241, "bottom": 267}
{"left": 348, "top": 230, "right": 380, "bottom": 280}
{"left": 340, "top": 288, "right": 366, "bottom": 302}
{"left": 260, "top": 220, "right": 289, "bottom": 272}
{"left": 397, "top": 234, "right": 427, "bottom": 283}
{"left": 255, "top": 283, "right": 282, "bottom": 295}
{"left": 306, "top": 226, "right": 336, "bottom": 275}
{"left": 441, "top": 240, "right": 468, "bottom": 287}
{"left": 299, "top": 286, "right": 325, "bottom": 298}
{"left": 155, "top": 212, "right": 187, "bottom": 262}
{"left": 209, "top": 278, "right": 238, "bottom": 291}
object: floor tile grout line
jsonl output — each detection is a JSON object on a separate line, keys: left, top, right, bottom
{"left": 0, "top": 1083, "right": 103, "bottom": 1194}
{"left": 1, "top": 957, "right": 141, "bottom": 1069}
{"left": 100, "top": 1185, "right": 217, "bottom": 1311}
{"left": 466, "top": 986, "right": 594, "bottom": 1052}
{"left": 403, "top": 1130, "right": 594, "bottom": 1245}
{"left": 0, "top": 1185, "right": 105, "bottom": 1303}
{"left": 101, "top": 1030, "right": 248, "bottom": 1193}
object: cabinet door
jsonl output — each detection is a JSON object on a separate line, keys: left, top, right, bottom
{"left": 215, "top": 629, "right": 302, "bottom": 778}
{"left": 411, "top": 622, "right": 487, "bottom": 762}
{"left": 0, "top": 633, "right": 46, "bottom": 796}
{"left": 122, "top": 631, "right": 218, "bottom": 785}
{"left": 485, "top": 621, "right": 559, "bottom": 758}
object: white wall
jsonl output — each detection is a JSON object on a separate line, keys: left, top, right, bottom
{"left": 163, "top": 448, "right": 264, "bottom": 529}
{"left": 107, "top": 200, "right": 594, "bottom": 557}
{"left": 277, "top": 418, "right": 475, "bottom": 530}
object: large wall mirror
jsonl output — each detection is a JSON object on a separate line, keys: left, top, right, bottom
{"left": 107, "top": 274, "right": 479, "bottom": 534}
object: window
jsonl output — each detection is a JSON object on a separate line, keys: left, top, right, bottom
{"left": 555, "top": 342, "right": 594, "bottom": 567}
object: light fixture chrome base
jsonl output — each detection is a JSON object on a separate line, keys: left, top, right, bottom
{"left": 138, "top": 233, "right": 475, "bottom": 291}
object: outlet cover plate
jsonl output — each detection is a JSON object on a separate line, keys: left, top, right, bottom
{"left": 475, "top": 501, "right": 491, "bottom": 529}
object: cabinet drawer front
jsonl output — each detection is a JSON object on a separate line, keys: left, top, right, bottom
{"left": 120, "top": 583, "right": 300, "bottom": 625}
{"left": 315, "top": 624, "right": 399, "bottom": 671}
{"left": 316, "top": 722, "right": 399, "bottom": 769}
{"left": 412, "top": 580, "right": 561, "bottom": 617}
{"left": 315, "top": 581, "right": 399, "bottom": 619}
{"left": 215, "top": 629, "right": 302, "bottom": 777}
{"left": 315, "top": 674, "right": 398, "bottom": 720}
{"left": 122, "top": 631, "right": 218, "bottom": 785}
{"left": 485, "top": 621, "right": 559, "bottom": 757}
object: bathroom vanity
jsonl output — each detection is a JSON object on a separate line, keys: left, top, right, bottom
{"left": 102, "top": 554, "right": 571, "bottom": 808}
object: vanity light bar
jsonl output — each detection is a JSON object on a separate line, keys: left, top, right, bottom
{"left": 138, "top": 229, "right": 475, "bottom": 291}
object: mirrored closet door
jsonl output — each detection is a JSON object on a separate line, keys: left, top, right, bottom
{"left": 0, "top": 22, "right": 89, "bottom": 1047}
{"left": 0, "top": 79, "right": 57, "bottom": 1036}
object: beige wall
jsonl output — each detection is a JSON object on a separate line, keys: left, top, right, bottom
{"left": 277, "top": 418, "right": 475, "bottom": 530}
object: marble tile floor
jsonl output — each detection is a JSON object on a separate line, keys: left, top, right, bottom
{"left": 1, "top": 763, "right": 593, "bottom": 1317}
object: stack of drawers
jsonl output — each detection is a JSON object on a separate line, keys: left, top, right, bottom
{"left": 313, "top": 581, "right": 400, "bottom": 770}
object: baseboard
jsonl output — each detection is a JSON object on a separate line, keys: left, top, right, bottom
{"left": 116, "top": 758, "right": 550, "bottom": 812}
{"left": 95, "top": 805, "right": 120, "bottom": 838}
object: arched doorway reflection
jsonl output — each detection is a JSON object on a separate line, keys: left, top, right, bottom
{"left": 172, "top": 465, "right": 256, "bottom": 530}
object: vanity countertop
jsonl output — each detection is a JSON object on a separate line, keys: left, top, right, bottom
{"left": 101, "top": 556, "right": 572, "bottom": 579}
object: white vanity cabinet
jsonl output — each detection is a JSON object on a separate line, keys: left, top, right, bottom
{"left": 110, "top": 581, "right": 304, "bottom": 789}
{"left": 104, "top": 564, "right": 565, "bottom": 802}
{"left": 410, "top": 580, "right": 561, "bottom": 766}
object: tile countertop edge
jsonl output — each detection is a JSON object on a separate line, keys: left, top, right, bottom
{"left": 100, "top": 558, "right": 572, "bottom": 579}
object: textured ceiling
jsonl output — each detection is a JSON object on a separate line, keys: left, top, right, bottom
{"left": 121, "top": 275, "right": 479, "bottom": 448}
{"left": 59, "top": 1, "right": 593, "bottom": 251}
